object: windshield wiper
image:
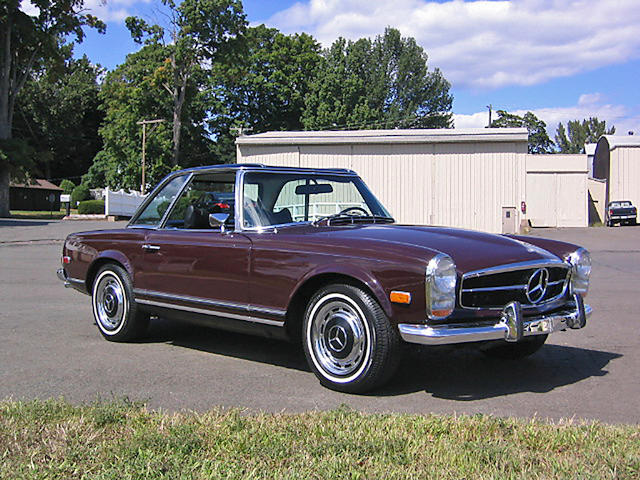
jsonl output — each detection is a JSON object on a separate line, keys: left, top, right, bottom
{"left": 313, "top": 213, "right": 395, "bottom": 226}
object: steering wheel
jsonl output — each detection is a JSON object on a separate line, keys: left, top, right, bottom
{"left": 338, "top": 206, "right": 369, "bottom": 216}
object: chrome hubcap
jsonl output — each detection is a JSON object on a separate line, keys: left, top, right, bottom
{"left": 94, "top": 274, "right": 126, "bottom": 331}
{"left": 311, "top": 299, "right": 367, "bottom": 377}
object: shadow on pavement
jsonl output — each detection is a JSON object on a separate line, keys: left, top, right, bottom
{"left": 378, "top": 343, "right": 621, "bottom": 400}
{"left": 0, "top": 219, "right": 58, "bottom": 227}
{"left": 141, "top": 317, "right": 620, "bottom": 399}
{"left": 142, "top": 317, "right": 308, "bottom": 372}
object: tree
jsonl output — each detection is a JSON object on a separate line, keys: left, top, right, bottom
{"left": 491, "top": 110, "right": 554, "bottom": 154}
{"left": 555, "top": 118, "right": 615, "bottom": 153}
{"left": 210, "top": 24, "right": 323, "bottom": 162}
{"left": 13, "top": 55, "right": 103, "bottom": 181}
{"left": 302, "top": 28, "right": 452, "bottom": 131}
{"left": 59, "top": 178, "right": 75, "bottom": 193}
{"left": 125, "top": 0, "right": 246, "bottom": 167}
{"left": 0, "top": 0, "right": 104, "bottom": 217}
{"left": 86, "top": 44, "right": 212, "bottom": 191}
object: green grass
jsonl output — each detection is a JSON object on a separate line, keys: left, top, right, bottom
{"left": 1, "top": 399, "right": 638, "bottom": 479}
{"left": 9, "top": 208, "right": 77, "bottom": 219}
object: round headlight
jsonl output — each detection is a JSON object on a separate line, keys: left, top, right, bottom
{"left": 566, "top": 248, "right": 591, "bottom": 296}
{"left": 426, "top": 254, "right": 457, "bottom": 319}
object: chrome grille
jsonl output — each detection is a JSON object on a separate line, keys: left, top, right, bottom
{"left": 460, "top": 264, "right": 570, "bottom": 309}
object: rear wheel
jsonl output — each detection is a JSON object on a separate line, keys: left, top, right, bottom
{"left": 302, "top": 284, "right": 401, "bottom": 393}
{"left": 92, "top": 264, "right": 149, "bottom": 342}
{"left": 480, "top": 334, "right": 548, "bottom": 359}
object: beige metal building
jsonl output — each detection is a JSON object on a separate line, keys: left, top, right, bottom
{"left": 236, "top": 129, "right": 528, "bottom": 233}
{"left": 593, "top": 135, "right": 640, "bottom": 215}
{"left": 525, "top": 155, "right": 588, "bottom": 227}
{"left": 236, "top": 128, "right": 588, "bottom": 233}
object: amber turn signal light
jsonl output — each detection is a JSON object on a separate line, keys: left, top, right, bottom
{"left": 390, "top": 291, "right": 411, "bottom": 304}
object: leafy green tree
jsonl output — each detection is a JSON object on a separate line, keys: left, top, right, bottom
{"left": 555, "top": 118, "right": 615, "bottom": 153}
{"left": 302, "top": 28, "right": 452, "bottom": 131}
{"left": 59, "top": 179, "right": 75, "bottom": 194}
{"left": 210, "top": 24, "right": 323, "bottom": 162}
{"left": 491, "top": 110, "right": 554, "bottom": 154}
{"left": 86, "top": 44, "right": 211, "bottom": 191}
{"left": 70, "top": 183, "right": 90, "bottom": 206}
{"left": 125, "top": 0, "right": 246, "bottom": 167}
{"left": 0, "top": 0, "right": 104, "bottom": 217}
{"left": 13, "top": 55, "right": 103, "bottom": 181}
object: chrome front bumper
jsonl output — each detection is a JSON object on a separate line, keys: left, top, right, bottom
{"left": 398, "top": 298, "right": 591, "bottom": 346}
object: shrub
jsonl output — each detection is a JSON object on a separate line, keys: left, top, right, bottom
{"left": 71, "top": 184, "right": 91, "bottom": 206}
{"left": 59, "top": 179, "right": 76, "bottom": 194}
{"left": 77, "top": 200, "right": 105, "bottom": 215}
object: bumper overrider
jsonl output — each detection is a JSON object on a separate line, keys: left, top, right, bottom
{"left": 398, "top": 295, "right": 591, "bottom": 346}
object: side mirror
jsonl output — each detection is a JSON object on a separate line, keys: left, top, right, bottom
{"left": 209, "top": 213, "right": 230, "bottom": 232}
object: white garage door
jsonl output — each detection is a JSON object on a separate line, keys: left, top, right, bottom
{"left": 526, "top": 172, "right": 586, "bottom": 227}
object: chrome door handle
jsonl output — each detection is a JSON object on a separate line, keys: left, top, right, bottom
{"left": 142, "top": 244, "right": 161, "bottom": 251}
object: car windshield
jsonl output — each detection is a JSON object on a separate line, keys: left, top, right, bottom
{"left": 242, "top": 172, "right": 392, "bottom": 228}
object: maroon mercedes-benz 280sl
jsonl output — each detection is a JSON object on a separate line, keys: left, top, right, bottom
{"left": 57, "top": 164, "right": 592, "bottom": 392}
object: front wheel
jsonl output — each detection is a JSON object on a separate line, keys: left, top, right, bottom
{"left": 302, "top": 284, "right": 401, "bottom": 393}
{"left": 92, "top": 264, "right": 149, "bottom": 342}
{"left": 480, "top": 334, "right": 548, "bottom": 359}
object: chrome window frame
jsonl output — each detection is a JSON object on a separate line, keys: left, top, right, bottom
{"left": 127, "top": 172, "right": 192, "bottom": 229}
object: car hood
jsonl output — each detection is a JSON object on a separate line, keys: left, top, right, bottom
{"left": 315, "top": 224, "right": 561, "bottom": 273}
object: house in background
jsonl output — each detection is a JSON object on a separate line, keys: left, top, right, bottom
{"left": 9, "top": 179, "right": 62, "bottom": 211}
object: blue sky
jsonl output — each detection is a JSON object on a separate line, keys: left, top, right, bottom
{"left": 27, "top": 0, "right": 640, "bottom": 137}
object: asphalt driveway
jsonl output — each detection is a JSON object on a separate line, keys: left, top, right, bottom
{"left": 0, "top": 218, "right": 638, "bottom": 424}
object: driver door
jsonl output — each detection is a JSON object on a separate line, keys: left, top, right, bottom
{"left": 135, "top": 171, "right": 252, "bottom": 312}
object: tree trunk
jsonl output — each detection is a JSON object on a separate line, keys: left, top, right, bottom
{"left": 172, "top": 99, "right": 181, "bottom": 167}
{"left": 0, "top": 163, "right": 9, "bottom": 217}
{"left": 0, "top": 15, "right": 12, "bottom": 216}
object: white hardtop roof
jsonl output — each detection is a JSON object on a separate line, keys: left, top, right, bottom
{"left": 585, "top": 143, "right": 597, "bottom": 155}
{"left": 236, "top": 128, "right": 528, "bottom": 146}
{"left": 600, "top": 135, "right": 640, "bottom": 149}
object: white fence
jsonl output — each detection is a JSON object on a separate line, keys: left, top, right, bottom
{"left": 105, "top": 188, "right": 147, "bottom": 217}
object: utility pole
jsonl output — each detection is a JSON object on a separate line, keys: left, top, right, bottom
{"left": 230, "top": 126, "right": 252, "bottom": 137}
{"left": 486, "top": 104, "right": 492, "bottom": 127}
{"left": 137, "top": 119, "right": 165, "bottom": 194}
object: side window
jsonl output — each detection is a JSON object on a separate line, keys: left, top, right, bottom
{"left": 131, "top": 175, "right": 188, "bottom": 226}
{"left": 165, "top": 172, "right": 236, "bottom": 229}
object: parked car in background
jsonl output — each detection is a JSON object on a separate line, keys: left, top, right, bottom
{"left": 57, "top": 164, "right": 592, "bottom": 393}
{"left": 606, "top": 200, "right": 637, "bottom": 227}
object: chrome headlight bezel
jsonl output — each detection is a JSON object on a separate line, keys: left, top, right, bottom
{"left": 565, "top": 247, "right": 591, "bottom": 297}
{"left": 426, "top": 254, "right": 457, "bottom": 320}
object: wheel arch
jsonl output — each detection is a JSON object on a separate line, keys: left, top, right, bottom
{"left": 86, "top": 251, "right": 133, "bottom": 293}
{"left": 284, "top": 269, "right": 392, "bottom": 341}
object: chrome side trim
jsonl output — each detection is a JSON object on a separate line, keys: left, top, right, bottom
{"left": 135, "top": 298, "right": 285, "bottom": 327}
{"left": 398, "top": 303, "right": 592, "bottom": 346}
{"left": 133, "top": 288, "right": 286, "bottom": 319}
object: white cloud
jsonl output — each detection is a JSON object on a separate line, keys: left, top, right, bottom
{"left": 82, "top": 0, "right": 149, "bottom": 22}
{"left": 19, "top": 0, "right": 39, "bottom": 16}
{"left": 21, "top": 0, "right": 148, "bottom": 22}
{"left": 265, "top": 0, "right": 640, "bottom": 89}
{"left": 453, "top": 93, "right": 640, "bottom": 137}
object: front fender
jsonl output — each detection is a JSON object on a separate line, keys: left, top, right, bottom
{"left": 86, "top": 249, "right": 135, "bottom": 290}
{"left": 289, "top": 262, "right": 395, "bottom": 318}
